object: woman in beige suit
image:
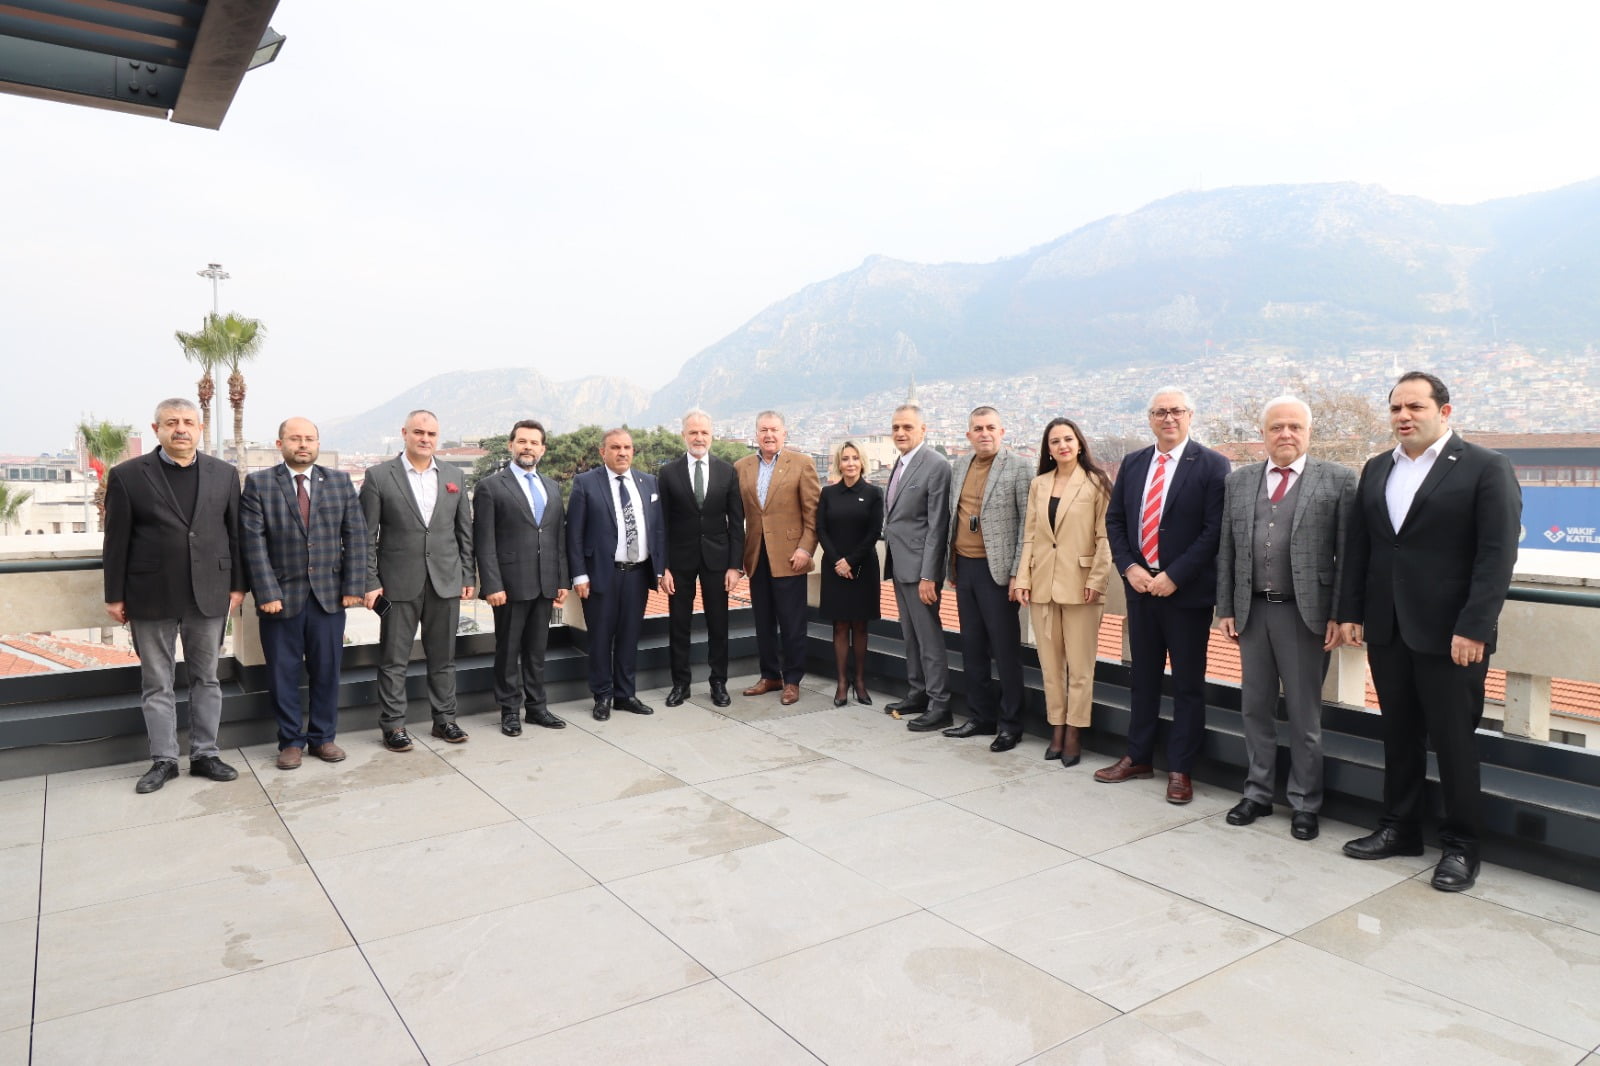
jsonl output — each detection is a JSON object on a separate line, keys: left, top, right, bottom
{"left": 1013, "top": 417, "right": 1113, "bottom": 765}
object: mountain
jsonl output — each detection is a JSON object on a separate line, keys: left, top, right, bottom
{"left": 321, "top": 368, "right": 651, "bottom": 452}
{"left": 645, "top": 179, "right": 1600, "bottom": 421}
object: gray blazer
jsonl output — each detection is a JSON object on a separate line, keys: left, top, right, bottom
{"left": 1216, "top": 457, "right": 1357, "bottom": 634}
{"left": 883, "top": 446, "right": 952, "bottom": 584}
{"left": 473, "top": 465, "right": 567, "bottom": 601}
{"left": 946, "top": 447, "right": 1030, "bottom": 585}
{"left": 359, "top": 455, "right": 475, "bottom": 600}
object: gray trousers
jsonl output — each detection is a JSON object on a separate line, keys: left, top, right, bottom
{"left": 893, "top": 579, "right": 950, "bottom": 712}
{"left": 129, "top": 608, "right": 227, "bottom": 761}
{"left": 1238, "top": 597, "right": 1329, "bottom": 812}
{"left": 376, "top": 583, "right": 461, "bottom": 730}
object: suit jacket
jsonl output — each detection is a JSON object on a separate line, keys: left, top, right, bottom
{"left": 1216, "top": 458, "right": 1357, "bottom": 633}
{"left": 1336, "top": 434, "right": 1521, "bottom": 655}
{"left": 241, "top": 464, "right": 368, "bottom": 617}
{"left": 735, "top": 448, "right": 821, "bottom": 576}
{"left": 658, "top": 453, "right": 745, "bottom": 574}
{"left": 1106, "top": 440, "right": 1230, "bottom": 609}
{"left": 945, "top": 447, "right": 1030, "bottom": 585}
{"left": 359, "top": 455, "right": 475, "bottom": 600}
{"left": 102, "top": 450, "right": 244, "bottom": 620}
{"left": 565, "top": 465, "right": 668, "bottom": 597}
{"left": 473, "top": 465, "right": 568, "bottom": 602}
{"left": 883, "top": 446, "right": 952, "bottom": 585}
{"left": 1013, "top": 466, "right": 1113, "bottom": 605}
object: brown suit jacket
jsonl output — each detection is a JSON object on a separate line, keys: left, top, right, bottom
{"left": 735, "top": 448, "right": 821, "bottom": 576}
{"left": 1013, "top": 466, "right": 1113, "bottom": 605}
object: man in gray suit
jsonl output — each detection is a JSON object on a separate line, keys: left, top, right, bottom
{"left": 1216, "top": 396, "right": 1357, "bottom": 841}
{"left": 474, "top": 419, "right": 569, "bottom": 737}
{"left": 942, "top": 405, "right": 1032, "bottom": 751}
{"left": 882, "top": 403, "right": 954, "bottom": 732}
{"left": 361, "top": 409, "right": 476, "bottom": 751}
{"left": 103, "top": 397, "right": 245, "bottom": 793}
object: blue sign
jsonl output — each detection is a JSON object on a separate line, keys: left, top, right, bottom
{"left": 1518, "top": 487, "right": 1600, "bottom": 553}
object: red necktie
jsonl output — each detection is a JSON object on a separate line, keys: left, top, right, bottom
{"left": 1270, "top": 466, "right": 1292, "bottom": 503}
{"left": 1139, "top": 453, "right": 1168, "bottom": 567}
{"left": 296, "top": 473, "right": 311, "bottom": 528}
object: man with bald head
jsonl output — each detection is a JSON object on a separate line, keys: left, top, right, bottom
{"left": 242, "top": 417, "right": 369, "bottom": 769}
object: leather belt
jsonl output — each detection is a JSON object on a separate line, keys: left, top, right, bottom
{"left": 614, "top": 560, "right": 648, "bottom": 572}
{"left": 1255, "top": 590, "right": 1294, "bottom": 603}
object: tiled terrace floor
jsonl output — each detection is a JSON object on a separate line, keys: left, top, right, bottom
{"left": 3, "top": 675, "right": 1598, "bottom": 1065}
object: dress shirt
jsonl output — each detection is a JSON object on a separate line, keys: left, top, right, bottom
{"left": 686, "top": 452, "right": 709, "bottom": 503}
{"left": 516, "top": 464, "right": 546, "bottom": 519}
{"left": 609, "top": 472, "right": 649, "bottom": 563}
{"left": 284, "top": 462, "right": 314, "bottom": 506}
{"left": 886, "top": 442, "right": 925, "bottom": 509}
{"left": 1139, "top": 437, "right": 1188, "bottom": 518}
{"left": 1260, "top": 453, "right": 1307, "bottom": 499}
{"left": 404, "top": 457, "right": 439, "bottom": 524}
{"left": 756, "top": 453, "right": 778, "bottom": 507}
{"left": 1386, "top": 429, "right": 1453, "bottom": 532}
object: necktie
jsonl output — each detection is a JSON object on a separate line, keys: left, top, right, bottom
{"left": 617, "top": 475, "right": 640, "bottom": 561}
{"left": 1269, "top": 467, "right": 1293, "bottom": 504}
{"left": 693, "top": 459, "right": 705, "bottom": 506}
{"left": 886, "top": 459, "right": 904, "bottom": 511}
{"left": 1139, "top": 453, "right": 1168, "bottom": 568}
{"left": 295, "top": 473, "right": 310, "bottom": 528}
{"left": 525, "top": 472, "right": 545, "bottom": 524}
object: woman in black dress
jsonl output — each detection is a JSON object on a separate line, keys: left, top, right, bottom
{"left": 817, "top": 440, "right": 883, "bottom": 706}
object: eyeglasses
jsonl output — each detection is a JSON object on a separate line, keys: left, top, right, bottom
{"left": 1149, "top": 407, "right": 1190, "bottom": 421}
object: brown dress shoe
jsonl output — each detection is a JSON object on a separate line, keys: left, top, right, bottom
{"left": 309, "top": 741, "right": 347, "bottom": 762}
{"left": 743, "top": 678, "right": 783, "bottom": 697}
{"left": 275, "top": 746, "right": 303, "bottom": 770}
{"left": 1166, "top": 772, "right": 1193, "bottom": 804}
{"left": 780, "top": 683, "right": 800, "bottom": 706}
{"left": 1093, "top": 756, "right": 1154, "bottom": 783}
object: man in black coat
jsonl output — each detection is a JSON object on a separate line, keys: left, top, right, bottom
{"left": 658, "top": 409, "right": 745, "bottom": 708}
{"left": 1338, "top": 372, "right": 1521, "bottom": 892}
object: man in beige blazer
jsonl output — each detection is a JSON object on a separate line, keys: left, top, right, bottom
{"left": 735, "top": 410, "right": 821, "bottom": 705}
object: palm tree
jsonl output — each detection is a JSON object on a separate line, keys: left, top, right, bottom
{"left": 78, "top": 419, "right": 132, "bottom": 524}
{"left": 216, "top": 313, "right": 266, "bottom": 476}
{"left": 0, "top": 484, "right": 32, "bottom": 535}
{"left": 175, "top": 316, "right": 226, "bottom": 453}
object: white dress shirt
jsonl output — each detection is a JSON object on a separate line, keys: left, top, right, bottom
{"left": 1386, "top": 429, "right": 1452, "bottom": 532}
{"left": 1139, "top": 437, "right": 1188, "bottom": 516}
{"left": 1261, "top": 453, "right": 1307, "bottom": 499}
{"left": 404, "top": 457, "right": 439, "bottom": 524}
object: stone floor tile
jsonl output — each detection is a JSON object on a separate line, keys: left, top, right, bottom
{"left": 609, "top": 722, "right": 824, "bottom": 783}
{"left": 34, "top": 864, "right": 351, "bottom": 1022}
{"left": 466, "top": 744, "right": 683, "bottom": 818}
{"left": 469, "top": 980, "right": 818, "bottom": 1066}
{"left": 1464, "top": 863, "right": 1600, "bottom": 936}
{"left": 0, "top": 844, "right": 40, "bottom": 922}
{"left": 564, "top": 696, "right": 731, "bottom": 739}
{"left": 362, "top": 885, "right": 708, "bottom": 1064}
{"left": 725, "top": 910, "right": 1118, "bottom": 1066}
{"left": 935, "top": 861, "right": 1278, "bottom": 1011}
{"left": 0, "top": 775, "right": 43, "bottom": 797}
{"left": 29, "top": 947, "right": 424, "bottom": 1066}
{"left": 716, "top": 674, "right": 841, "bottom": 723}
{"left": 312, "top": 820, "right": 594, "bottom": 942}
{"left": 829, "top": 730, "right": 1059, "bottom": 797}
{"left": 1296, "top": 877, "right": 1600, "bottom": 1048}
{"left": 0, "top": 1027, "right": 25, "bottom": 1063}
{"left": 423, "top": 715, "right": 609, "bottom": 770}
{"left": 275, "top": 773, "right": 515, "bottom": 861}
{"left": 0, "top": 916, "right": 35, "bottom": 1031}
{"left": 760, "top": 703, "right": 940, "bottom": 753}
{"left": 795, "top": 802, "right": 1075, "bottom": 907}
{"left": 1134, "top": 938, "right": 1582, "bottom": 1065}
{"left": 43, "top": 759, "right": 270, "bottom": 842}
{"left": 0, "top": 790, "right": 45, "bottom": 848}
{"left": 237, "top": 729, "right": 458, "bottom": 802}
{"left": 44, "top": 758, "right": 160, "bottom": 791}
{"left": 1029, "top": 1014, "right": 1233, "bottom": 1064}
{"left": 610, "top": 837, "right": 918, "bottom": 974}
{"left": 698, "top": 757, "right": 930, "bottom": 835}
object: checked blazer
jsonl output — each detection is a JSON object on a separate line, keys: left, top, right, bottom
{"left": 241, "top": 463, "right": 369, "bottom": 617}
{"left": 945, "top": 447, "right": 1031, "bottom": 585}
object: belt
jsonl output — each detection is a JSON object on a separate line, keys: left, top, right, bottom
{"left": 1255, "top": 590, "right": 1294, "bottom": 603}
{"left": 614, "top": 560, "right": 648, "bottom": 572}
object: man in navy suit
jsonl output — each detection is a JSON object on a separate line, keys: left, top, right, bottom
{"left": 567, "top": 428, "right": 668, "bottom": 721}
{"left": 1095, "top": 387, "right": 1230, "bottom": 804}
{"left": 241, "top": 417, "right": 369, "bottom": 770}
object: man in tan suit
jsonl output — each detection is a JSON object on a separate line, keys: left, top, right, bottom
{"left": 735, "top": 410, "right": 821, "bottom": 706}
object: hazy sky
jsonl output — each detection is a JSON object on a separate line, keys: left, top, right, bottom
{"left": 2, "top": 0, "right": 1595, "bottom": 454}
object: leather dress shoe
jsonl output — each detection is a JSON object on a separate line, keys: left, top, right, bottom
{"left": 665, "top": 685, "right": 690, "bottom": 707}
{"left": 309, "top": 741, "right": 346, "bottom": 762}
{"left": 884, "top": 699, "right": 927, "bottom": 717}
{"left": 613, "top": 696, "right": 654, "bottom": 715}
{"left": 501, "top": 714, "right": 523, "bottom": 737}
{"left": 275, "top": 746, "right": 304, "bottom": 770}
{"left": 709, "top": 680, "right": 732, "bottom": 707}
{"left": 780, "top": 684, "right": 800, "bottom": 706}
{"left": 383, "top": 729, "right": 414, "bottom": 752}
{"left": 906, "top": 709, "right": 953, "bottom": 732}
{"left": 1431, "top": 851, "right": 1479, "bottom": 892}
{"left": 1165, "top": 772, "right": 1193, "bottom": 804}
{"left": 1226, "top": 798, "right": 1273, "bottom": 826}
{"left": 592, "top": 699, "right": 611, "bottom": 721}
{"left": 1342, "top": 826, "right": 1424, "bottom": 860}
{"left": 943, "top": 719, "right": 997, "bottom": 738}
{"left": 135, "top": 759, "right": 178, "bottom": 794}
{"left": 431, "top": 722, "right": 469, "bottom": 743}
{"left": 743, "top": 678, "right": 782, "bottom": 697}
{"left": 527, "top": 708, "right": 567, "bottom": 729}
{"left": 989, "top": 732, "right": 1021, "bottom": 753}
{"left": 189, "top": 754, "right": 239, "bottom": 782}
{"left": 1291, "top": 811, "right": 1320, "bottom": 841}
{"left": 1094, "top": 757, "right": 1154, "bottom": 783}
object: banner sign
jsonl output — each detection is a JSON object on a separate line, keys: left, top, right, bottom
{"left": 1518, "top": 487, "right": 1600, "bottom": 553}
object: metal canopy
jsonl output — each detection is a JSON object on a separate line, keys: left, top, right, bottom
{"left": 0, "top": 0, "right": 282, "bottom": 130}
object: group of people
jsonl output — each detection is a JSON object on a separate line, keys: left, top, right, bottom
{"left": 103, "top": 369, "right": 1519, "bottom": 893}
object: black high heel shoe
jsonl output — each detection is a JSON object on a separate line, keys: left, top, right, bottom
{"left": 833, "top": 684, "right": 849, "bottom": 708}
{"left": 853, "top": 683, "right": 872, "bottom": 706}
{"left": 1044, "top": 747, "right": 1062, "bottom": 761}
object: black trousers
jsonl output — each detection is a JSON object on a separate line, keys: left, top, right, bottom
{"left": 491, "top": 596, "right": 555, "bottom": 716}
{"left": 954, "top": 555, "right": 1023, "bottom": 731}
{"left": 1124, "top": 592, "right": 1212, "bottom": 773}
{"left": 667, "top": 564, "right": 730, "bottom": 686}
{"left": 585, "top": 566, "right": 650, "bottom": 700}
{"left": 749, "top": 552, "right": 808, "bottom": 684}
